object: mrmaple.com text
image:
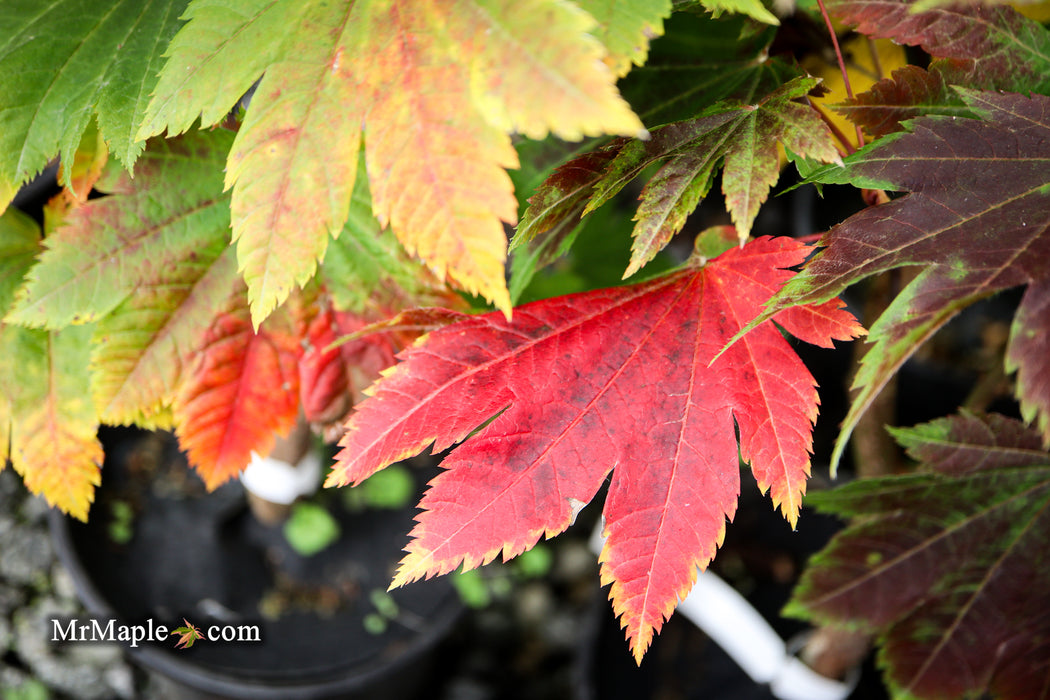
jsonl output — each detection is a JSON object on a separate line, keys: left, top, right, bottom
{"left": 50, "top": 618, "right": 261, "bottom": 647}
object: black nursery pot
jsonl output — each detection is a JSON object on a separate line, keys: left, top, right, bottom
{"left": 49, "top": 427, "right": 464, "bottom": 700}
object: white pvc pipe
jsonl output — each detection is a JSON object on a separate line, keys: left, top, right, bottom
{"left": 240, "top": 449, "right": 322, "bottom": 505}
{"left": 589, "top": 521, "right": 856, "bottom": 700}
{"left": 677, "top": 566, "right": 787, "bottom": 683}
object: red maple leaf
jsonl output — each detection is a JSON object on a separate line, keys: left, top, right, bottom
{"left": 299, "top": 303, "right": 402, "bottom": 440}
{"left": 328, "top": 233, "right": 863, "bottom": 661}
{"left": 299, "top": 304, "right": 353, "bottom": 430}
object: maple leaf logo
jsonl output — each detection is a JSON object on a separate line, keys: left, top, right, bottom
{"left": 171, "top": 619, "right": 203, "bottom": 650}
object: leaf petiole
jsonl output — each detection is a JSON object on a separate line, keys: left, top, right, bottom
{"left": 813, "top": 0, "right": 865, "bottom": 148}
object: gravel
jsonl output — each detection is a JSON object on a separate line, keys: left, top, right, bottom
{"left": 0, "top": 469, "right": 140, "bottom": 700}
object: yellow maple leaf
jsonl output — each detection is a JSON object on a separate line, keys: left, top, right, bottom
{"left": 1, "top": 324, "right": 102, "bottom": 521}
{"left": 141, "top": 0, "right": 646, "bottom": 324}
{"left": 804, "top": 36, "right": 908, "bottom": 150}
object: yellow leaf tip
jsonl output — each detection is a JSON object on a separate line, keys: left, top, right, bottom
{"left": 631, "top": 640, "right": 649, "bottom": 666}
{"left": 390, "top": 549, "right": 434, "bottom": 589}
{"left": 322, "top": 470, "right": 346, "bottom": 489}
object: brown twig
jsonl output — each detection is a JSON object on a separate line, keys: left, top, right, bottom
{"left": 849, "top": 269, "right": 906, "bottom": 479}
{"left": 963, "top": 319, "right": 1012, "bottom": 413}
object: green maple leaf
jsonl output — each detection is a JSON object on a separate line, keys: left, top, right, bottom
{"left": 90, "top": 244, "right": 240, "bottom": 428}
{"left": 754, "top": 89, "right": 1050, "bottom": 466}
{"left": 510, "top": 143, "right": 625, "bottom": 302}
{"left": 0, "top": 0, "right": 187, "bottom": 210}
{"left": 517, "top": 76, "right": 840, "bottom": 280}
{"left": 5, "top": 131, "right": 235, "bottom": 331}
{"left": 576, "top": 0, "right": 673, "bottom": 77}
{"left": 0, "top": 208, "right": 39, "bottom": 315}
{"left": 4, "top": 131, "right": 242, "bottom": 429}
{"left": 317, "top": 158, "right": 452, "bottom": 314}
{"left": 510, "top": 12, "right": 806, "bottom": 292}
{"left": 618, "top": 12, "right": 794, "bottom": 129}
{"left": 701, "top": 0, "right": 779, "bottom": 25}
{"left": 138, "top": 0, "right": 646, "bottom": 327}
{"left": 1, "top": 199, "right": 102, "bottom": 521}
{"left": 788, "top": 412, "right": 1050, "bottom": 700}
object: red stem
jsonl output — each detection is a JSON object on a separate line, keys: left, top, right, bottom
{"left": 814, "top": 0, "right": 866, "bottom": 149}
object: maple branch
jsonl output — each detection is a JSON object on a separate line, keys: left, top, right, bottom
{"left": 814, "top": 0, "right": 865, "bottom": 149}
{"left": 799, "top": 625, "right": 872, "bottom": 684}
{"left": 962, "top": 319, "right": 1011, "bottom": 413}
